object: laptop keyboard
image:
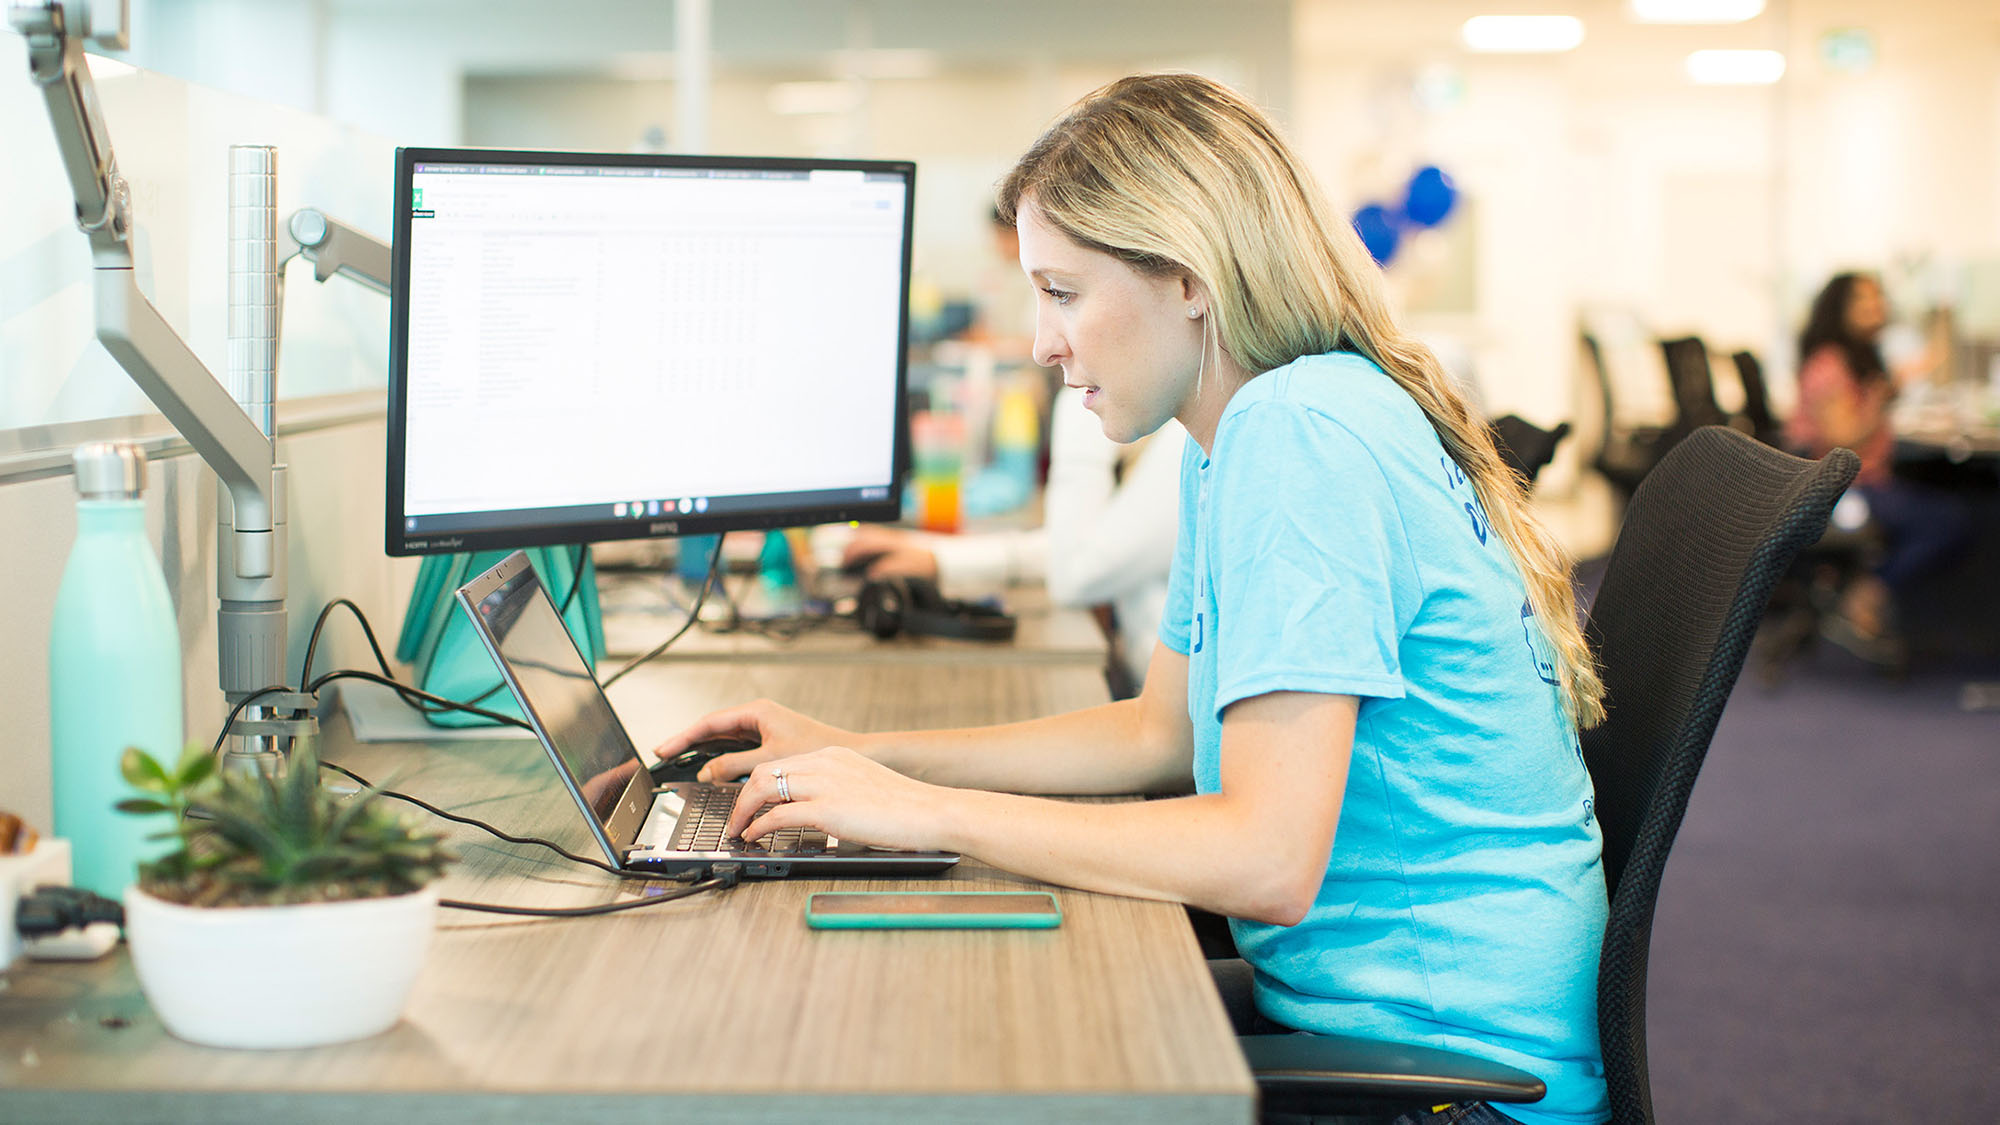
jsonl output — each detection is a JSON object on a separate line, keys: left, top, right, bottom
{"left": 663, "top": 785, "right": 832, "bottom": 855}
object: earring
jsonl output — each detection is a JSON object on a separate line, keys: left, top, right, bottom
{"left": 1187, "top": 307, "right": 1201, "bottom": 319}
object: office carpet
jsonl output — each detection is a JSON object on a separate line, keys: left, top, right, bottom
{"left": 1643, "top": 648, "right": 2000, "bottom": 1122}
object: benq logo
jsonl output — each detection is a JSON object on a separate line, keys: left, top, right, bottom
{"left": 649, "top": 521, "right": 678, "bottom": 534}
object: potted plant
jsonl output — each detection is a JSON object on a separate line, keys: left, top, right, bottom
{"left": 116, "top": 742, "right": 454, "bottom": 1049}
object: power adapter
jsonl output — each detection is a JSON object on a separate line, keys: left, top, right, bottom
{"left": 2, "top": 837, "right": 74, "bottom": 969}
{"left": 1, "top": 838, "right": 122, "bottom": 969}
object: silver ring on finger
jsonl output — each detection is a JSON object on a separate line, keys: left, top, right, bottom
{"left": 772, "top": 767, "right": 792, "bottom": 803}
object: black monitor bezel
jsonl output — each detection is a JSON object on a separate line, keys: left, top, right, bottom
{"left": 386, "top": 146, "right": 914, "bottom": 557}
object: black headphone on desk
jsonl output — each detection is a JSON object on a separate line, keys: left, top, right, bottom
{"left": 856, "top": 576, "right": 1018, "bottom": 643}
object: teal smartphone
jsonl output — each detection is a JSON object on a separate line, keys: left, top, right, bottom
{"left": 804, "top": 891, "right": 1062, "bottom": 930}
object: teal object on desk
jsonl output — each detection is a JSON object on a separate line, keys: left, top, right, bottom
{"left": 49, "top": 443, "right": 182, "bottom": 898}
{"left": 394, "top": 547, "right": 604, "bottom": 728}
{"left": 804, "top": 891, "right": 1062, "bottom": 930}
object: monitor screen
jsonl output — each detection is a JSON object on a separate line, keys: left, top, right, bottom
{"left": 386, "top": 147, "right": 914, "bottom": 556}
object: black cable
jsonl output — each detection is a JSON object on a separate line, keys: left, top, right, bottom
{"left": 299, "top": 597, "right": 399, "bottom": 691}
{"left": 316, "top": 758, "right": 634, "bottom": 878}
{"left": 306, "top": 668, "right": 532, "bottom": 730}
{"left": 318, "top": 762, "right": 738, "bottom": 919}
{"left": 439, "top": 872, "right": 735, "bottom": 918}
{"left": 295, "top": 597, "right": 533, "bottom": 726}
{"left": 600, "top": 535, "right": 728, "bottom": 689}
{"left": 707, "top": 606, "right": 846, "bottom": 642}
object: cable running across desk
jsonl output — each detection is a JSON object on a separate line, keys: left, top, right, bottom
{"left": 316, "top": 758, "right": 740, "bottom": 916}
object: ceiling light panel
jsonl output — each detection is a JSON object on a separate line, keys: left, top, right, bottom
{"left": 1685, "top": 48, "right": 1786, "bottom": 84}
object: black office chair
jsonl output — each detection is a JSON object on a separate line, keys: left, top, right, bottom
{"left": 1581, "top": 331, "right": 1669, "bottom": 502}
{"left": 1657, "top": 336, "right": 1730, "bottom": 443}
{"left": 1239, "top": 427, "right": 1860, "bottom": 1124}
{"left": 1728, "top": 350, "right": 1783, "bottom": 448}
{"left": 1489, "top": 414, "right": 1572, "bottom": 486}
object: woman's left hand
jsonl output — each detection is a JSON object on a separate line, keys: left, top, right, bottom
{"left": 724, "top": 746, "right": 956, "bottom": 853}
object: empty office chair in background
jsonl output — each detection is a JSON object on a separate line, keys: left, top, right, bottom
{"left": 1581, "top": 331, "right": 1670, "bottom": 502}
{"left": 1657, "top": 335, "right": 1731, "bottom": 444}
{"left": 1489, "top": 413, "right": 1572, "bottom": 486}
{"left": 1729, "top": 350, "right": 1784, "bottom": 448}
{"left": 1239, "top": 427, "right": 1859, "bottom": 1125}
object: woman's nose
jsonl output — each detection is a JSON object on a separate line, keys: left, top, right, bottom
{"left": 1032, "top": 310, "right": 1065, "bottom": 369}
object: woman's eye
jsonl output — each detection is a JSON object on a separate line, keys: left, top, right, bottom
{"left": 1043, "top": 287, "right": 1073, "bottom": 305}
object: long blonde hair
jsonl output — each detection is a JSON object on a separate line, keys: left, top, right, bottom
{"left": 998, "top": 73, "right": 1605, "bottom": 728}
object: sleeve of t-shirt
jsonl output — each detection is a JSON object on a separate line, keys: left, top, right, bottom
{"left": 1208, "top": 400, "right": 1414, "bottom": 716}
{"left": 1157, "top": 436, "right": 1203, "bottom": 656}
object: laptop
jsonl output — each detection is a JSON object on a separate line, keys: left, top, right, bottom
{"left": 455, "top": 550, "right": 959, "bottom": 879}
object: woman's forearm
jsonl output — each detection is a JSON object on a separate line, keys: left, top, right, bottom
{"left": 929, "top": 788, "right": 1306, "bottom": 925}
{"left": 856, "top": 696, "right": 1190, "bottom": 796}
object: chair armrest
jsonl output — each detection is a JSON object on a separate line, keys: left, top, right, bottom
{"left": 1239, "top": 1033, "right": 1547, "bottom": 1115}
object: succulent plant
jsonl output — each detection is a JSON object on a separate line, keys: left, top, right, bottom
{"left": 117, "top": 743, "right": 454, "bottom": 908}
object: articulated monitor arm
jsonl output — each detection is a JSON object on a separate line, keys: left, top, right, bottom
{"left": 11, "top": 0, "right": 277, "bottom": 580}
{"left": 288, "top": 209, "right": 391, "bottom": 293}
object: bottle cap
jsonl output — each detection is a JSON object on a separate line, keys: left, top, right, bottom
{"left": 72, "top": 441, "right": 147, "bottom": 500}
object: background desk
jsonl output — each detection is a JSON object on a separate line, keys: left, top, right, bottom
{"left": 599, "top": 577, "right": 1110, "bottom": 668}
{"left": 0, "top": 660, "right": 1253, "bottom": 1124}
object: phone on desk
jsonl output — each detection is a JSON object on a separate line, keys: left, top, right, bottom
{"left": 804, "top": 891, "right": 1062, "bottom": 930}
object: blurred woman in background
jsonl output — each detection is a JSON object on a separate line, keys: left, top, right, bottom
{"left": 1787, "top": 272, "right": 1971, "bottom": 657}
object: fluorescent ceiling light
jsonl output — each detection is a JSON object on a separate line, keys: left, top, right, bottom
{"left": 1685, "top": 48, "right": 1786, "bottom": 84}
{"left": 1629, "top": 0, "right": 1764, "bottom": 23}
{"left": 1461, "top": 15, "right": 1585, "bottom": 53}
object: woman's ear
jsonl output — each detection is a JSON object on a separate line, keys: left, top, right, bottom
{"left": 1180, "top": 274, "right": 1208, "bottom": 318}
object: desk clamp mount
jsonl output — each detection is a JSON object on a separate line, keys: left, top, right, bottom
{"left": 12, "top": 0, "right": 390, "bottom": 776}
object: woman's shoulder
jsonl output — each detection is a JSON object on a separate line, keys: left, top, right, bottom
{"left": 1226, "top": 351, "right": 1395, "bottom": 418}
{"left": 1219, "top": 351, "right": 1420, "bottom": 447}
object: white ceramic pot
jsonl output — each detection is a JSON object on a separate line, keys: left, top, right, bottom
{"left": 123, "top": 883, "right": 438, "bottom": 1049}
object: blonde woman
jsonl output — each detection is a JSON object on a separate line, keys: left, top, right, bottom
{"left": 659, "top": 74, "right": 1609, "bottom": 1125}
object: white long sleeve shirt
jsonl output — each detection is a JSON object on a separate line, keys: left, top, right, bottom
{"left": 926, "top": 388, "right": 1182, "bottom": 687}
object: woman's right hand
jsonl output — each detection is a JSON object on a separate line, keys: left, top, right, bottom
{"left": 650, "top": 698, "right": 860, "bottom": 784}
{"left": 841, "top": 524, "right": 940, "bottom": 582}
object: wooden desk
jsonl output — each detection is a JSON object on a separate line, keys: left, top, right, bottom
{"left": 599, "top": 579, "right": 1110, "bottom": 668}
{"left": 0, "top": 661, "right": 1253, "bottom": 1124}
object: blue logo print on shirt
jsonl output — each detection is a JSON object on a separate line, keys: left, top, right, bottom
{"left": 1520, "top": 599, "right": 1559, "bottom": 685}
{"left": 1440, "top": 455, "right": 1489, "bottom": 546}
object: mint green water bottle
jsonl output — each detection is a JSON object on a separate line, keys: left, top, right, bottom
{"left": 49, "top": 442, "right": 184, "bottom": 898}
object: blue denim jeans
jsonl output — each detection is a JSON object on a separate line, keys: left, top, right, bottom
{"left": 1857, "top": 478, "right": 1974, "bottom": 593}
{"left": 1212, "top": 959, "right": 1526, "bottom": 1125}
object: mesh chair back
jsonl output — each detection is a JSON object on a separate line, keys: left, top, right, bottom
{"left": 1730, "top": 350, "right": 1782, "bottom": 446}
{"left": 1580, "top": 426, "right": 1858, "bottom": 1125}
{"left": 1658, "top": 336, "right": 1729, "bottom": 435}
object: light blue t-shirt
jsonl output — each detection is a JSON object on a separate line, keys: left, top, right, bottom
{"left": 1160, "top": 352, "right": 1609, "bottom": 1125}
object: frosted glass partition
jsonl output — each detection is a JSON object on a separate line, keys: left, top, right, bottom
{"left": 0, "top": 44, "right": 395, "bottom": 442}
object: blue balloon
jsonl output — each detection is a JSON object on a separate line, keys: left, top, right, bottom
{"left": 1402, "top": 165, "right": 1457, "bottom": 229}
{"left": 1352, "top": 204, "right": 1400, "bottom": 265}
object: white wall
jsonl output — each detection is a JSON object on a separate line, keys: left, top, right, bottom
{"left": 1291, "top": 0, "right": 2000, "bottom": 435}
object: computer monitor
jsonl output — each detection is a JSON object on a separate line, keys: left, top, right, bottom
{"left": 385, "top": 147, "right": 915, "bottom": 556}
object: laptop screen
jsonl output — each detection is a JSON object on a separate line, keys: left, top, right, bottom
{"left": 457, "top": 554, "right": 643, "bottom": 826}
